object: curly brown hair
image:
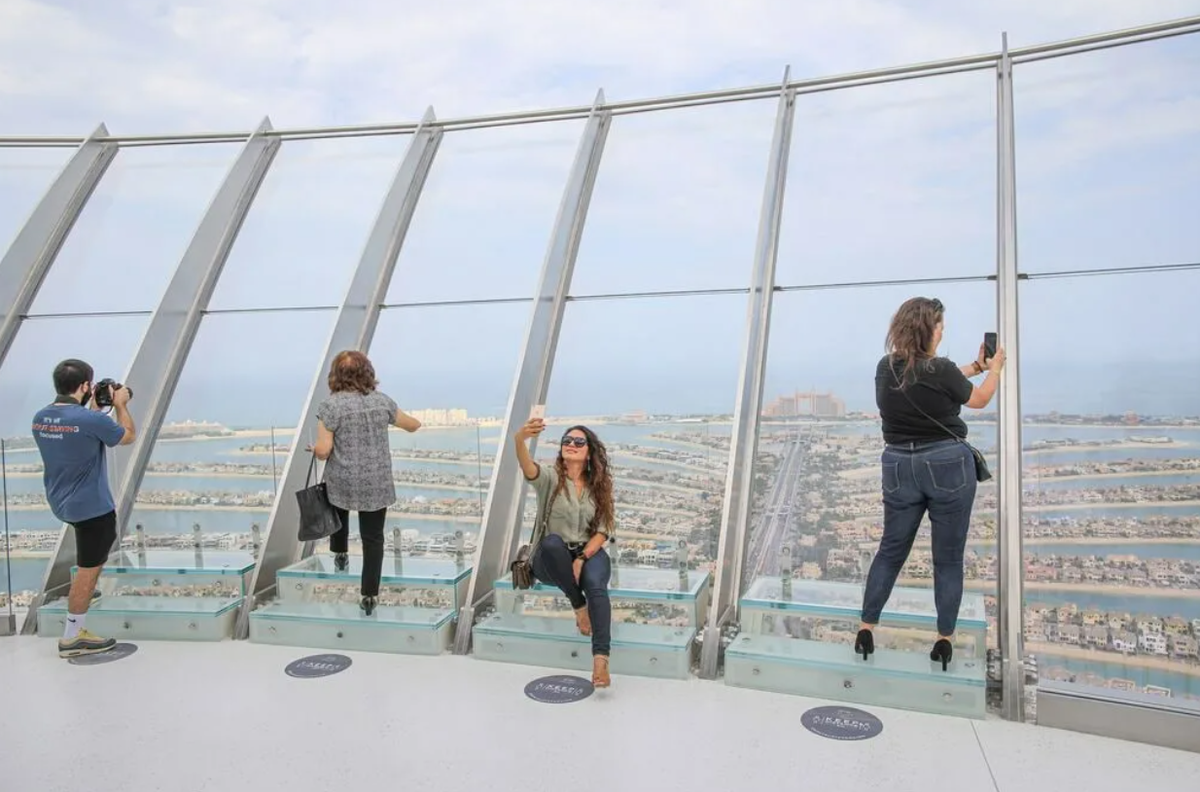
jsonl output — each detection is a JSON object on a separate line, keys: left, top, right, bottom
{"left": 327, "top": 350, "right": 377, "bottom": 395}
{"left": 886, "top": 297, "right": 944, "bottom": 386}
{"left": 554, "top": 425, "right": 615, "bottom": 536}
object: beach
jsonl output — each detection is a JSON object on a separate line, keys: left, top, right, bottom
{"left": 897, "top": 577, "right": 1200, "bottom": 599}
{"left": 1027, "top": 641, "right": 1200, "bottom": 679}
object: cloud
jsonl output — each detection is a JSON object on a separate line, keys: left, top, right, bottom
{"left": 0, "top": 1, "right": 1197, "bottom": 422}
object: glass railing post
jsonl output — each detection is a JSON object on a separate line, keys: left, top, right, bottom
{"left": 996, "top": 32, "right": 1028, "bottom": 722}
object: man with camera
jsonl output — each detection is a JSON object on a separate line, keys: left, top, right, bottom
{"left": 32, "top": 359, "right": 135, "bottom": 658}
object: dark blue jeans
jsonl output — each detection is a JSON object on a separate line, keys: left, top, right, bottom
{"left": 532, "top": 534, "right": 612, "bottom": 657}
{"left": 861, "top": 439, "right": 978, "bottom": 637}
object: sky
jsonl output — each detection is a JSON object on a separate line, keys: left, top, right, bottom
{"left": 0, "top": 0, "right": 1199, "bottom": 436}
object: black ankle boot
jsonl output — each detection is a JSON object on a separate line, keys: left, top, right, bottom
{"left": 854, "top": 629, "right": 875, "bottom": 661}
{"left": 360, "top": 595, "right": 377, "bottom": 616}
{"left": 930, "top": 638, "right": 953, "bottom": 671}
{"left": 334, "top": 553, "right": 349, "bottom": 572}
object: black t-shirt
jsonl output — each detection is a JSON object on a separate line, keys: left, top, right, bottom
{"left": 876, "top": 355, "right": 974, "bottom": 445}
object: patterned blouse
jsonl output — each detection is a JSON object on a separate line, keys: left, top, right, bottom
{"left": 316, "top": 390, "right": 398, "bottom": 512}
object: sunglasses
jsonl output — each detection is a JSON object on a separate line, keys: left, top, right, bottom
{"left": 560, "top": 436, "right": 588, "bottom": 448}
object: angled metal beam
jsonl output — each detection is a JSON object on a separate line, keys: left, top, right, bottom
{"left": 234, "top": 109, "right": 443, "bottom": 638}
{"left": 995, "top": 34, "right": 1027, "bottom": 721}
{"left": 699, "top": 74, "right": 796, "bottom": 679}
{"left": 21, "top": 119, "right": 278, "bottom": 634}
{"left": 451, "top": 90, "right": 611, "bottom": 655}
{"left": 0, "top": 124, "right": 117, "bottom": 368}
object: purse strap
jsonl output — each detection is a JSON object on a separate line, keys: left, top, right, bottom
{"left": 305, "top": 450, "right": 325, "bottom": 486}
{"left": 527, "top": 471, "right": 560, "bottom": 549}
{"left": 889, "top": 357, "right": 973, "bottom": 449}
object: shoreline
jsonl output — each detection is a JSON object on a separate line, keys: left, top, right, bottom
{"left": 1027, "top": 641, "right": 1200, "bottom": 679}
{"left": 897, "top": 577, "right": 1200, "bottom": 599}
{"left": 841, "top": 461, "right": 1200, "bottom": 482}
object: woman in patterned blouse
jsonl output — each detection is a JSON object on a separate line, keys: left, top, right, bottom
{"left": 313, "top": 350, "right": 421, "bottom": 615}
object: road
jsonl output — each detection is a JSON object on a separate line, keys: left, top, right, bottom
{"left": 745, "top": 430, "right": 808, "bottom": 580}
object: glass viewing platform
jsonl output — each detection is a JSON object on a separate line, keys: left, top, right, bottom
{"left": 37, "top": 550, "right": 256, "bottom": 642}
{"left": 726, "top": 575, "right": 989, "bottom": 718}
{"left": 248, "top": 552, "right": 471, "bottom": 655}
{"left": 473, "top": 565, "right": 712, "bottom": 680}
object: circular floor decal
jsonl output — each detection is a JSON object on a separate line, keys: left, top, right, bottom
{"left": 524, "top": 674, "right": 594, "bottom": 704}
{"left": 801, "top": 705, "right": 884, "bottom": 741}
{"left": 68, "top": 642, "right": 138, "bottom": 666}
{"left": 285, "top": 653, "right": 353, "bottom": 679}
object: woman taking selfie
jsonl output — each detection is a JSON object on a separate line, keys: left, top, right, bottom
{"left": 856, "top": 297, "right": 1005, "bottom": 670}
{"left": 514, "top": 417, "right": 615, "bottom": 688}
{"left": 312, "top": 350, "right": 422, "bottom": 615}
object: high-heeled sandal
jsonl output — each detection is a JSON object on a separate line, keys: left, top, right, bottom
{"left": 930, "top": 638, "right": 953, "bottom": 671}
{"left": 592, "top": 656, "right": 610, "bottom": 688}
{"left": 854, "top": 628, "right": 875, "bottom": 661}
{"left": 574, "top": 606, "right": 592, "bottom": 637}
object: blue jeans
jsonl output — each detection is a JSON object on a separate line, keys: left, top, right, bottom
{"left": 860, "top": 439, "right": 978, "bottom": 637}
{"left": 532, "top": 534, "right": 612, "bottom": 656}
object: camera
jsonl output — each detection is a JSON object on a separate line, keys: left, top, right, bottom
{"left": 93, "top": 378, "right": 133, "bottom": 408}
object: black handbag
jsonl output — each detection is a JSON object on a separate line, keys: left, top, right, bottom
{"left": 511, "top": 485, "right": 559, "bottom": 589}
{"left": 296, "top": 452, "right": 342, "bottom": 541}
{"left": 892, "top": 362, "right": 993, "bottom": 483}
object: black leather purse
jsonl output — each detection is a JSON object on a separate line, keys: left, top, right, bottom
{"left": 511, "top": 485, "right": 559, "bottom": 589}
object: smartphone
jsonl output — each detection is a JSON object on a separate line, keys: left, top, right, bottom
{"left": 983, "top": 332, "right": 997, "bottom": 359}
{"left": 529, "top": 404, "right": 546, "bottom": 422}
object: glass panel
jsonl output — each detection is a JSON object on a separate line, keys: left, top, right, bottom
{"left": 745, "top": 282, "right": 998, "bottom": 658}
{"left": 127, "top": 310, "right": 336, "bottom": 547}
{"left": 534, "top": 294, "right": 743, "bottom": 602}
{"left": 569, "top": 100, "right": 776, "bottom": 295}
{"left": 776, "top": 71, "right": 995, "bottom": 287}
{"left": 383, "top": 122, "right": 583, "bottom": 304}
{"left": 366, "top": 303, "right": 528, "bottom": 558}
{"left": 1020, "top": 270, "right": 1200, "bottom": 703}
{"left": 0, "top": 146, "right": 70, "bottom": 253}
{"left": 29, "top": 143, "right": 240, "bottom": 314}
{"left": 207, "top": 136, "right": 408, "bottom": 310}
{"left": 1014, "top": 37, "right": 1200, "bottom": 274}
{"left": 0, "top": 314, "right": 150, "bottom": 610}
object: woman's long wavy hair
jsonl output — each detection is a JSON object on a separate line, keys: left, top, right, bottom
{"left": 554, "top": 425, "right": 614, "bottom": 536}
{"left": 886, "top": 297, "right": 944, "bottom": 387}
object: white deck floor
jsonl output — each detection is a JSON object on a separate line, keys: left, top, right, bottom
{"left": 1, "top": 635, "right": 1197, "bottom": 792}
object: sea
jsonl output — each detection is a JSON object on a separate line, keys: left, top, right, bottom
{"left": 3, "top": 419, "right": 1198, "bottom": 695}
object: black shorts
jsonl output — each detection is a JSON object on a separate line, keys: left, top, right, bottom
{"left": 72, "top": 510, "right": 117, "bottom": 569}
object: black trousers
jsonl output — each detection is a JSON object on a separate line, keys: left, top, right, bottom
{"left": 329, "top": 507, "right": 387, "bottom": 597}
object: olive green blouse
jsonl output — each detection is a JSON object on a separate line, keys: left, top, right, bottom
{"left": 530, "top": 463, "right": 612, "bottom": 544}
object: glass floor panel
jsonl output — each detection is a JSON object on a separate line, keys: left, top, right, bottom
{"left": 494, "top": 566, "right": 709, "bottom": 601}
{"left": 475, "top": 613, "right": 694, "bottom": 649}
{"left": 252, "top": 601, "right": 455, "bottom": 629}
{"left": 40, "top": 594, "right": 243, "bottom": 616}
{"left": 85, "top": 550, "right": 256, "bottom": 576}
{"left": 727, "top": 633, "right": 986, "bottom": 685}
{"left": 740, "top": 576, "right": 987, "bottom": 631}
{"left": 277, "top": 554, "right": 471, "bottom": 585}
{"left": 725, "top": 633, "right": 987, "bottom": 718}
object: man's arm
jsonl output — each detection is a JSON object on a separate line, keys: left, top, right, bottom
{"left": 107, "top": 386, "right": 135, "bottom": 446}
{"left": 112, "top": 402, "right": 136, "bottom": 445}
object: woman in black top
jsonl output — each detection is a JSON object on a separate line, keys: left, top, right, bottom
{"left": 856, "top": 297, "right": 1005, "bottom": 670}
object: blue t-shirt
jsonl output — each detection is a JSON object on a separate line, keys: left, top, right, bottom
{"left": 32, "top": 402, "right": 126, "bottom": 523}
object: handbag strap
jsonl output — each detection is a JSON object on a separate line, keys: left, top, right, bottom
{"left": 528, "top": 471, "right": 560, "bottom": 549}
{"left": 889, "top": 357, "right": 973, "bottom": 449}
{"left": 305, "top": 450, "right": 323, "bottom": 485}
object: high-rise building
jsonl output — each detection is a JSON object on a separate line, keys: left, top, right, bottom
{"left": 763, "top": 390, "right": 846, "bottom": 418}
